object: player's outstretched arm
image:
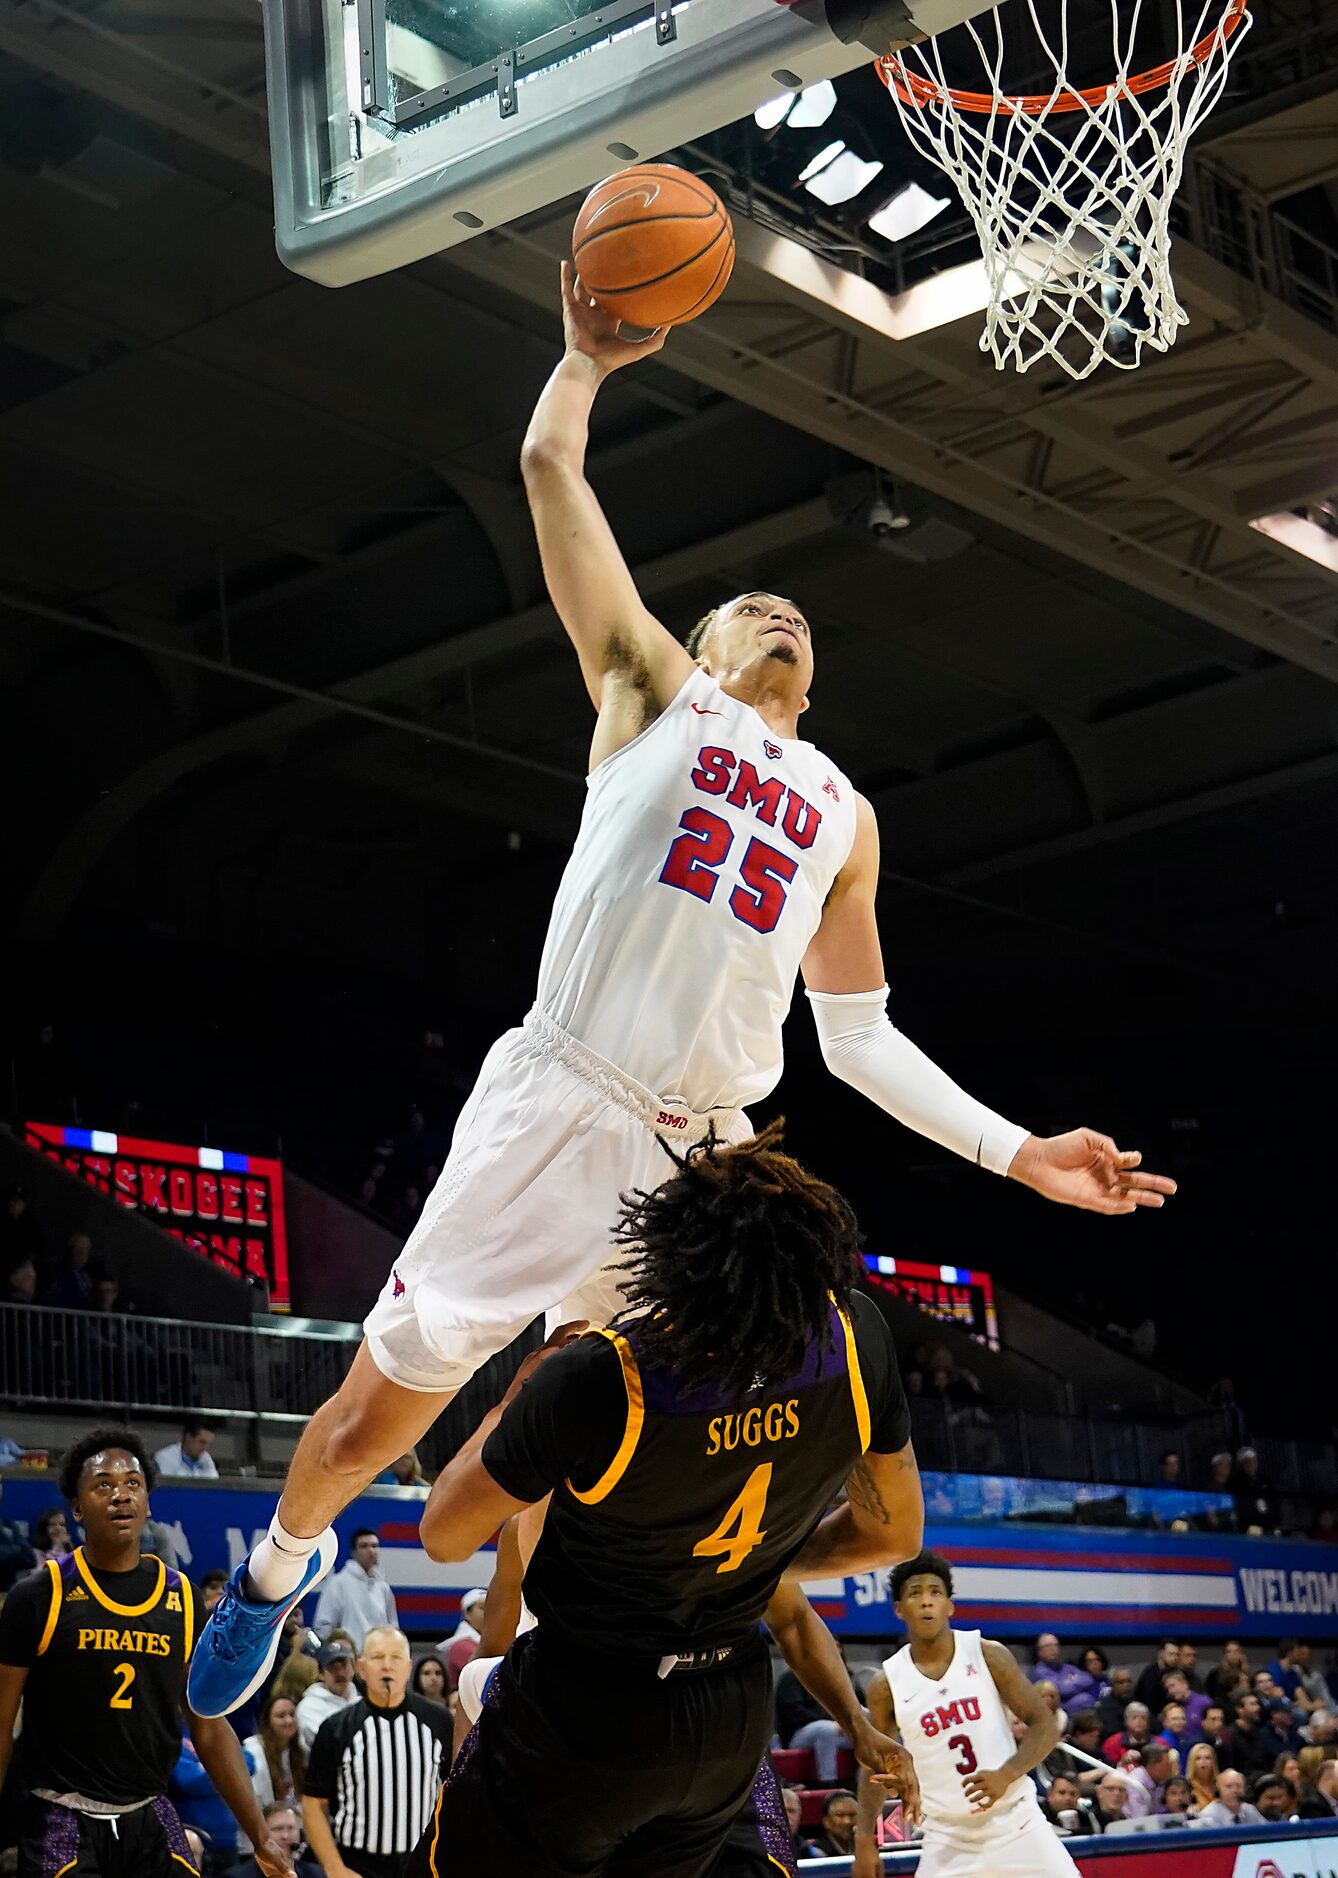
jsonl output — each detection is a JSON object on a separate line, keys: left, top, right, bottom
{"left": 962, "top": 1641, "right": 1063, "bottom": 1813}
{"left": 853, "top": 1669, "right": 917, "bottom": 1878}
{"left": 0, "top": 1663, "right": 26, "bottom": 1790}
{"left": 803, "top": 796, "right": 1178, "bottom": 1216}
{"left": 520, "top": 265, "right": 694, "bottom": 753}
{"left": 783, "top": 1441, "right": 923, "bottom": 1581}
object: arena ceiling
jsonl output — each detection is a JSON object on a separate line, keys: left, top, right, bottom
{"left": 2, "top": 0, "right": 1338, "bottom": 1039}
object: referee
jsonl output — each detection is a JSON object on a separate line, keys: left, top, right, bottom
{"left": 302, "top": 1626, "right": 450, "bottom": 1878}
{"left": 411, "top": 1121, "right": 924, "bottom": 1877}
{"left": 0, "top": 1426, "right": 290, "bottom": 1878}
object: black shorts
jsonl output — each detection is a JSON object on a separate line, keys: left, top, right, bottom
{"left": 408, "top": 1629, "right": 773, "bottom": 1878}
{"left": 19, "top": 1795, "right": 197, "bottom": 1878}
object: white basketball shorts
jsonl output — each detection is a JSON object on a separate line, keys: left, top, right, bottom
{"left": 915, "top": 1810, "right": 1080, "bottom": 1878}
{"left": 363, "top": 1006, "right": 751, "bottom": 1393}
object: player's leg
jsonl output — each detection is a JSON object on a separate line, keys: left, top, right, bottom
{"left": 17, "top": 1795, "right": 97, "bottom": 1878}
{"left": 107, "top": 1798, "right": 199, "bottom": 1878}
{"left": 982, "top": 1812, "right": 1082, "bottom": 1876}
{"left": 710, "top": 1758, "right": 796, "bottom": 1878}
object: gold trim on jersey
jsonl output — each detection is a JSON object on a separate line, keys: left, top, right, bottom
{"left": 172, "top": 1855, "right": 201, "bottom": 1877}
{"left": 52, "top": 1861, "right": 76, "bottom": 1878}
{"left": 565, "top": 1327, "right": 644, "bottom": 1505}
{"left": 767, "top": 1858, "right": 790, "bottom": 1876}
{"left": 426, "top": 1780, "right": 445, "bottom": 1876}
{"left": 36, "top": 1558, "right": 62, "bottom": 1657}
{"left": 834, "top": 1302, "right": 871, "bottom": 1452}
{"left": 182, "top": 1578, "right": 196, "bottom": 1662}
{"left": 73, "top": 1547, "right": 166, "bottom": 1617}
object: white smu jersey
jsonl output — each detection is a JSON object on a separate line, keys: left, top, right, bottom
{"left": 535, "top": 666, "right": 858, "bottom": 1113}
{"left": 885, "top": 1629, "right": 1041, "bottom": 1840}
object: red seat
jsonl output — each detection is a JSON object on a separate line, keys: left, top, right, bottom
{"left": 799, "top": 1788, "right": 838, "bottom": 1828}
{"left": 771, "top": 1748, "right": 817, "bottom": 1786}
{"left": 835, "top": 1747, "right": 856, "bottom": 1785}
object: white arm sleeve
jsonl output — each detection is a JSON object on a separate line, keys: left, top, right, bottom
{"left": 806, "top": 985, "right": 1031, "bottom": 1176}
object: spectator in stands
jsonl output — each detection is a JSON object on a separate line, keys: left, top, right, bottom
{"left": 42, "top": 1232, "right": 96, "bottom": 1310}
{"left": 1269, "top": 1639, "right": 1317, "bottom": 1714}
{"left": 1122, "top": 1741, "right": 1173, "bottom": 1817}
{"left": 1036, "top": 1680, "right": 1065, "bottom": 1733}
{"left": 296, "top": 1640, "right": 358, "bottom": 1751}
{"left": 1157, "top": 1702, "right": 1196, "bottom": 1761}
{"left": 1302, "top": 1707, "right": 1337, "bottom": 1749}
{"left": 1158, "top": 1452, "right": 1182, "bottom": 1486}
{"left": 243, "top": 1692, "right": 306, "bottom": 1809}
{"left": 1091, "top": 1771, "right": 1132, "bottom": 1829}
{"left": 29, "top": 1506, "right": 70, "bottom": 1567}
{"left": 1185, "top": 1743, "right": 1220, "bottom": 1813}
{"left": 807, "top": 1791, "right": 858, "bottom": 1858}
{"left": 1206, "top": 1640, "right": 1249, "bottom": 1705}
{"left": 1041, "top": 1772, "right": 1092, "bottom": 1834}
{"left": 1163, "top": 1669, "right": 1208, "bottom": 1732}
{"left": 1101, "top": 1700, "right": 1153, "bottom": 1765}
{"left": 1194, "top": 1767, "right": 1264, "bottom": 1829}
{"left": 1298, "top": 1758, "right": 1338, "bottom": 1819}
{"left": 1030, "top": 1634, "right": 1097, "bottom": 1710}
{"left": 410, "top": 1655, "right": 449, "bottom": 1711}
{"left": 1134, "top": 1640, "right": 1180, "bottom": 1714}
{"left": 1234, "top": 1448, "right": 1279, "bottom": 1531}
{"left": 201, "top": 1567, "right": 230, "bottom": 1612}
{"left": 779, "top": 1787, "right": 817, "bottom": 1863}
{"left": 154, "top": 1418, "right": 219, "bottom": 1480}
{"left": 2, "top": 1257, "right": 37, "bottom": 1306}
{"left": 1063, "top": 1709, "right": 1104, "bottom": 1764}
{"left": 1252, "top": 1669, "right": 1280, "bottom": 1704}
{"left": 1264, "top": 1699, "right": 1301, "bottom": 1756}
{"left": 1275, "top": 1752, "right": 1303, "bottom": 1794}
{"left": 1253, "top": 1773, "right": 1297, "bottom": 1823}
{"left": 1291, "top": 1642, "right": 1330, "bottom": 1715}
{"left": 1199, "top": 1703, "right": 1231, "bottom": 1760}
{"left": 1075, "top": 1648, "right": 1110, "bottom": 1710}
{"left": 0, "top": 1185, "right": 44, "bottom": 1271}
{"left": 0, "top": 1482, "right": 36, "bottom": 1592}
{"left": 1095, "top": 1666, "right": 1135, "bottom": 1738}
{"left": 1223, "top": 1693, "right": 1274, "bottom": 1774}
{"left": 1161, "top": 1776, "right": 1193, "bottom": 1816}
{"left": 229, "top": 1800, "right": 322, "bottom": 1878}
{"left": 170, "top": 1729, "right": 241, "bottom": 1872}
{"left": 272, "top": 1648, "right": 318, "bottom": 1709}
{"left": 313, "top": 1529, "right": 398, "bottom": 1652}
{"left": 375, "top": 1450, "right": 430, "bottom": 1495}
{"left": 1175, "top": 1644, "right": 1202, "bottom": 1692}
{"left": 776, "top": 1642, "right": 864, "bottom": 1785}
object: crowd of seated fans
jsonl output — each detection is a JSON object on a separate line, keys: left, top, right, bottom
{"left": 774, "top": 1632, "right": 1338, "bottom": 1852}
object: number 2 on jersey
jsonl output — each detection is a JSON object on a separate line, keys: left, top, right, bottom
{"left": 110, "top": 1661, "right": 136, "bottom": 1710}
{"left": 693, "top": 1463, "right": 772, "bottom": 1573}
{"left": 659, "top": 810, "right": 796, "bottom": 934}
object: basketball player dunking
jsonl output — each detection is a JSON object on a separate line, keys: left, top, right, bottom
{"left": 854, "top": 1552, "right": 1077, "bottom": 1878}
{"left": 190, "top": 265, "right": 1176, "bottom": 1719}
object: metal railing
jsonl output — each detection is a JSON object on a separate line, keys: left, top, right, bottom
{"left": 0, "top": 1301, "right": 356, "bottom": 1444}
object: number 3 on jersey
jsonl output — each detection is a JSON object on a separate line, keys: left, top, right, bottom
{"left": 693, "top": 1463, "right": 772, "bottom": 1573}
{"left": 660, "top": 810, "right": 797, "bottom": 934}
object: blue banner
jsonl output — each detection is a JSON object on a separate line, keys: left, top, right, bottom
{"left": 6, "top": 1477, "right": 1337, "bottom": 1641}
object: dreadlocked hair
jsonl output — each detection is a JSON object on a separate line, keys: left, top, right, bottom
{"left": 612, "top": 1117, "right": 864, "bottom": 1400}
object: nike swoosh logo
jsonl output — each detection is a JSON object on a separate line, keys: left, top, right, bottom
{"left": 690, "top": 703, "right": 724, "bottom": 716}
{"left": 586, "top": 182, "right": 660, "bottom": 226}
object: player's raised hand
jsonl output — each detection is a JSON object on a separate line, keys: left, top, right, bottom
{"left": 252, "top": 1834, "right": 297, "bottom": 1877}
{"left": 853, "top": 1719, "right": 921, "bottom": 1826}
{"left": 501, "top": 1318, "right": 590, "bottom": 1407}
{"left": 1008, "top": 1128, "right": 1177, "bottom": 1215}
{"left": 560, "top": 262, "right": 667, "bottom": 376}
{"left": 963, "top": 1765, "right": 1013, "bottom": 1812}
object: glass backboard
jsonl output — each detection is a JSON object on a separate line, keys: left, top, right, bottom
{"left": 263, "top": 0, "right": 994, "bottom": 284}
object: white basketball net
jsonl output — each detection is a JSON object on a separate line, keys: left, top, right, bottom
{"left": 877, "top": 0, "right": 1252, "bottom": 379}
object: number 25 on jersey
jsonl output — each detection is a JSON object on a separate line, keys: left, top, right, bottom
{"left": 660, "top": 812, "right": 796, "bottom": 934}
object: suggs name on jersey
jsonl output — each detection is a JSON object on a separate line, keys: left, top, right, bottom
{"left": 705, "top": 1399, "right": 800, "bottom": 1456}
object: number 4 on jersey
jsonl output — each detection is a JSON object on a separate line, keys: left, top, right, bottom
{"left": 693, "top": 1463, "right": 772, "bottom": 1573}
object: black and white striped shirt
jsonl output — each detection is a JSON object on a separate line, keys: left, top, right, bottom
{"left": 305, "top": 1694, "right": 451, "bottom": 1865}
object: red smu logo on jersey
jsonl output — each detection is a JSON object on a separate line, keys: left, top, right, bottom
{"left": 919, "top": 1696, "right": 982, "bottom": 1736}
{"left": 763, "top": 738, "right": 783, "bottom": 761}
{"left": 690, "top": 746, "right": 822, "bottom": 848}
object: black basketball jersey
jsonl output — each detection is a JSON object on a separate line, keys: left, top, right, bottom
{"left": 486, "top": 1294, "right": 903, "bottom": 1657}
{"left": 0, "top": 1548, "right": 198, "bottom": 1803}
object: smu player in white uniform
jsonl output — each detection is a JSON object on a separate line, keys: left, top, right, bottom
{"left": 854, "top": 1552, "right": 1078, "bottom": 1878}
{"left": 189, "top": 266, "right": 1176, "bottom": 1719}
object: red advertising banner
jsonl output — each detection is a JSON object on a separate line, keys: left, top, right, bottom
{"left": 25, "top": 1120, "right": 290, "bottom": 1311}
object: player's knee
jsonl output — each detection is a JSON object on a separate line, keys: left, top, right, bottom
{"left": 319, "top": 1398, "right": 385, "bottom": 1479}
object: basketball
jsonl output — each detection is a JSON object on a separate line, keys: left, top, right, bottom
{"left": 572, "top": 164, "right": 734, "bottom": 328}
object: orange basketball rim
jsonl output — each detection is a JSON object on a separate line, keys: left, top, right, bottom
{"left": 878, "top": 0, "right": 1249, "bottom": 116}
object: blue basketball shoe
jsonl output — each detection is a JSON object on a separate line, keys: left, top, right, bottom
{"left": 187, "top": 1531, "right": 338, "bottom": 1717}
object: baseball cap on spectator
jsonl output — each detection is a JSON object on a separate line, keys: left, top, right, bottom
{"left": 1237, "top": 1447, "right": 1258, "bottom": 1461}
{"left": 319, "top": 1640, "right": 355, "bottom": 1668}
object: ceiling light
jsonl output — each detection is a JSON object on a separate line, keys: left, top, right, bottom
{"left": 787, "top": 79, "right": 837, "bottom": 128}
{"left": 803, "top": 148, "right": 884, "bottom": 206}
{"left": 753, "top": 91, "right": 796, "bottom": 130}
{"left": 1250, "top": 511, "right": 1338, "bottom": 575}
{"left": 867, "top": 180, "right": 952, "bottom": 243}
{"left": 796, "top": 139, "right": 846, "bottom": 185}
